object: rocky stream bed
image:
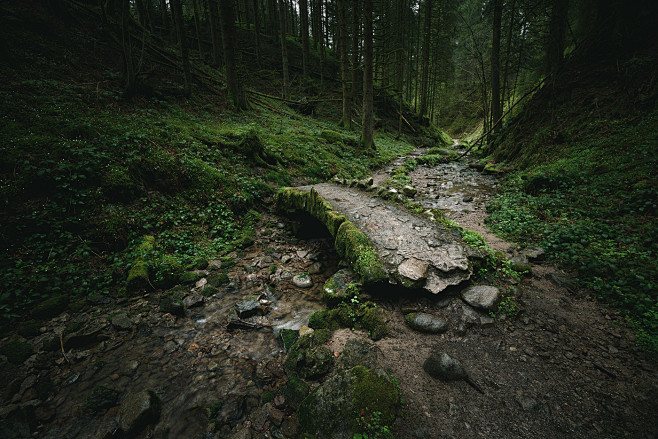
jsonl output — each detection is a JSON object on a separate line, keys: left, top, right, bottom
{"left": 1, "top": 148, "right": 657, "bottom": 439}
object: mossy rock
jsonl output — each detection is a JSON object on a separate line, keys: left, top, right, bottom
{"left": 32, "top": 295, "right": 69, "bottom": 320}
{"left": 135, "top": 235, "right": 155, "bottom": 257}
{"left": 234, "top": 228, "right": 255, "bottom": 249}
{"left": 285, "top": 330, "right": 334, "bottom": 379}
{"left": 154, "top": 257, "right": 183, "bottom": 289}
{"left": 207, "top": 272, "right": 230, "bottom": 287}
{"left": 335, "top": 222, "right": 387, "bottom": 284}
{"left": 178, "top": 271, "right": 199, "bottom": 285}
{"left": 159, "top": 292, "right": 184, "bottom": 317}
{"left": 358, "top": 305, "right": 388, "bottom": 341}
{"left": 0, "top": 340, "right": 34, "bottom": 364}
{"left": 308, "top": 309, "right": 341, "bottom": 331}
{"left": 199, "top": 286, "right": 219, "bottom": 297}
{"left": 323, "top": 270, "right": 359, "bottom": 307}
{"left": 279, "top": 375, "right": 310, "bottom": 409}
{"left": 278, "top": 328, "right": 299, "bottom": 350}
{"left": 126, "top": 261, "right": 150, "bottom": 292}
{"left": 297, "top": 366, "right": 402, "bottom": 439}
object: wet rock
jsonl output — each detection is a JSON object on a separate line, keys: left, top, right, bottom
{"left": 118, "top": 390, "right": 161, "bottom": 436}
{"left": 480, "top": 316, "right": 495, "bottom": 328}
{"left": 461, "top": 285, "right": 501, "bottom": 311}
{"left": 111, "top": 314, "right": 133, "bottom": 330}
{"left": 338, "top": 338, "right": 378, "bottom": 370}
{"left": 404, "top": 313, "right": 448, "bottom": 334}
{"left": 462, "top": 196, "right": 474, "bottom": 202}
{"left": 423, "top": 352, "right": 467, "bottom": 381}
{"left": 183, "top": 292, "right": 204, "bottom": 308}
{"left": 292, "top": 273, "right": 313, "bottom": 288}
{"left": 545, "top": 272, "right": 578, "bottom": 292}
{"left": 280, "top": 270, "right": 293, "bottom": 280}
{"left": 235, "top": 298, "right": 265, "bottom": 319}
{"left": 402, "top": 185, "right": 417, "bottom": 197}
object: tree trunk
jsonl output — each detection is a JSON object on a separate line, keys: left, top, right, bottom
{"left": 192, "top": 0, "right": 205, "bottom": 58}
{"left": 419, "top": 0, "right": 432, "bottom": 116}
{"left": 491, "top": 0, "right": 502, "bottom": 132}
{"left": 546, "top": 0, "right": 569, "bottom": 76}
{"left": 351, "top": 0, "right": 360, "bottom": 110}
{"left": 337, "top": 0, "right": 350, "bottom": 127}
{"left": 171, "top": 0, "right": 192, "bottom": 97}
{"left": 268, "top": 0, "right": 278, "bottom": 37}
{"left": 361, "top": 0, "right": 374, "bottom": 150}
{"left": 120, "top": 0, "right": 137, "bottom": 97}
{"left": 253, "top": 0, "right": 262, "bottom": 65}
{"left": 218, "top": 0, "right": 249, "bottom": 109}
{"left": 299, "top": 0, "right": 310, "bottom": 78}
{"left": 278, "top": 0, "right": 290, "bottom": 99}
{"left": 159, "top": 0, "right": 171, "bottom": 37}
{"left": 207, "top": 0, "right": 223, "bottom": 67}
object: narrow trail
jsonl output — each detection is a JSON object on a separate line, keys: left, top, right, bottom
{"left": 337, "top": 146, "right": 658, "bottom": 438}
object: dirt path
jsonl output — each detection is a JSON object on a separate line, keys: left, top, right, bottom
{"left": 351, "top": 153, "right": 658, "bottom": 438}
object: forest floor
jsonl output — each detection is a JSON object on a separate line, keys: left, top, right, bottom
{"left": 3, "top": 148, "right": 656, "bottom": 439}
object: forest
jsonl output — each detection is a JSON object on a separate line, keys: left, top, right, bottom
{"left": 0, "top": 0, "right": 656, "bottom": 438}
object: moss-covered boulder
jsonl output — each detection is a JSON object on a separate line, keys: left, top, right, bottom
{"left": 297, "top": 366, "right": 402, "bottom": 439}
{"left": 126, "top": 261, "right": 149, "bottom": 292}
{"left": 279, "top": 375, "right": 310, "bottom": 409}
{"left": 284, "top": 329, "right": 334, "bottom": 379}
{"left": 0, "top": 340, "right": 34, "bottom": 364}
{"left": 323, "top": 269, "right": 359, "bottom": 306}
{"left": 320, "top": 130, "right": 345, "bottom": 144}
{"left": 32, "top": 294, "right": 69, "bottom": 320}
{"left": 207, "top": 272, "right": 230, "bottom": 287}
{"left": 159, "top": 292, "right": 184, "bottom": 316}
{"left": 178, "top": 271, "right": 199, "bottom": 285}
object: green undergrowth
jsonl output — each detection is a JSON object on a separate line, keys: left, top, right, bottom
{"left": 486, "top": 112, "right": 658, "bottom": 351}
{"left": 0, "top": 75, "right": 412, "bottom": 324}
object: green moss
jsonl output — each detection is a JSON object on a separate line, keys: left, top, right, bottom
{"left": 136, "top": 235, "right": 156, "bottom": 257}
{"left": 0, "top": 340, "right": 34, "bottom": 364}
{"left": 285, "top": 329, "right": 335, "bottom": 378}
{"left": 323, "top": 278, "right": 360, "bottom": 307}
{"left": 335, "top": 222, "right": 387, "bottom": 284}
{"left": 126, "top": 261, "right": 150, "bottom": 292}
{"left": 279, "top": 328, "right": 299, "bottom": 350}
{"left": 320, "top": 130, "right": 344, "bottom": 144}
{"left": 159, "top": 292, "right": 184, "bottom": 316}
{"left": 102, "top": 165, "right": 140, "bottom": 202}
{"left": 350, "top": 366, "right": 401, "bottom": 432}
{"left": 32, "top": 294, "right": 69, "bottom": 320}
{"left": 153, "top": 256, "right": 183, "bottom": 289}
{"left": 199, "top": 287, "right": 218, "bottom": 297}
{"left": 178, "top": 271, "right": 198, "bottom": 285}
{"left": 359, "top": 306, "right": 388, "bottom": 341}
{"left": 308, "top": 309, "right": 340, "bottom": 331}
{"left": 207, "top": 272, "right": 230, "bottom": 287}
{"left": 261, "top": 391, "right": 276, "bottom": 405}
{"left": 280, "top": 376, "right": 310, "bottom": 409}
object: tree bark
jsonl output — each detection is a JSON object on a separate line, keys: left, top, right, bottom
{"left": 192, "top": 0, "right": 205, "bottom": 58}
{"left": 171, "top": 0, "right": 192, "bottom": 97}
{"left": 207, "top": 0, "right": 223, "bottom": 67}
{"left": 218, "top": 0, "right": 249, "bottom": 109}
{"left": 337, "top": 0, "right": 350, "bottom": 127}
{"left": 278, "top": 0, "right": 291, "bottom": 99}
{"left": 253, "top": 0, "right": 262, "bottom": 65}
{"left": 119, "top": 0, "right": 137, "bottom": 97}
{"left": 351, "top": 0, "right": 360, "bottom": 110}
{"left": 491, "top": 0, "right": 502, "bottom": 132}
{"left": 299, "top": 0, "right": 310, "bottom": 78}
{"left": 419, "top": 0, "right": 432, "bottom": 116}
{"left": 546, "top": 0, "right": 569, "bottom": 76}
{"left": 361, "top": 0, "right": 374, "bottom": 150}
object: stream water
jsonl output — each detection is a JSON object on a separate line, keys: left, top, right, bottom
{"left": 35, "top": 146, "right": 502, "bottom": 438}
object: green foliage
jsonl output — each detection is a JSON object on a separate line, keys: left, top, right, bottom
{"left": 486, "top": 113, "right": 658, "bottom": 350}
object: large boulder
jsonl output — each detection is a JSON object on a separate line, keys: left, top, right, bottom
{"left": 297, "top": 366, "right": 402, "bottom": 439}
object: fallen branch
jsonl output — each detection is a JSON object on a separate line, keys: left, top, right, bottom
{"left": 59, "top": 332, "right": 70, "bottom": 364}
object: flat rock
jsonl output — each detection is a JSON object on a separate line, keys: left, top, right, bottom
{"left": 521, "top": 245, "right": 545, "bottom": 261}
{"left": 183, "top": 292, "right": 204, "bottom": 308}
{"left": 337, "top": 338, "right": 378, "bottom": 370}
{"left": 461, "top": 285, "right": 501, "bottom": 311}
{"left": 405, "top": 313, "right": 448, "bottom": 334}
{"left": 296, "top": 184, "right": 472, "bottom": 295}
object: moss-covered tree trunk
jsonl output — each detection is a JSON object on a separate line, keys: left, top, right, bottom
{"left": 361, "top": 0, "right": 374, "bottom": 150}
